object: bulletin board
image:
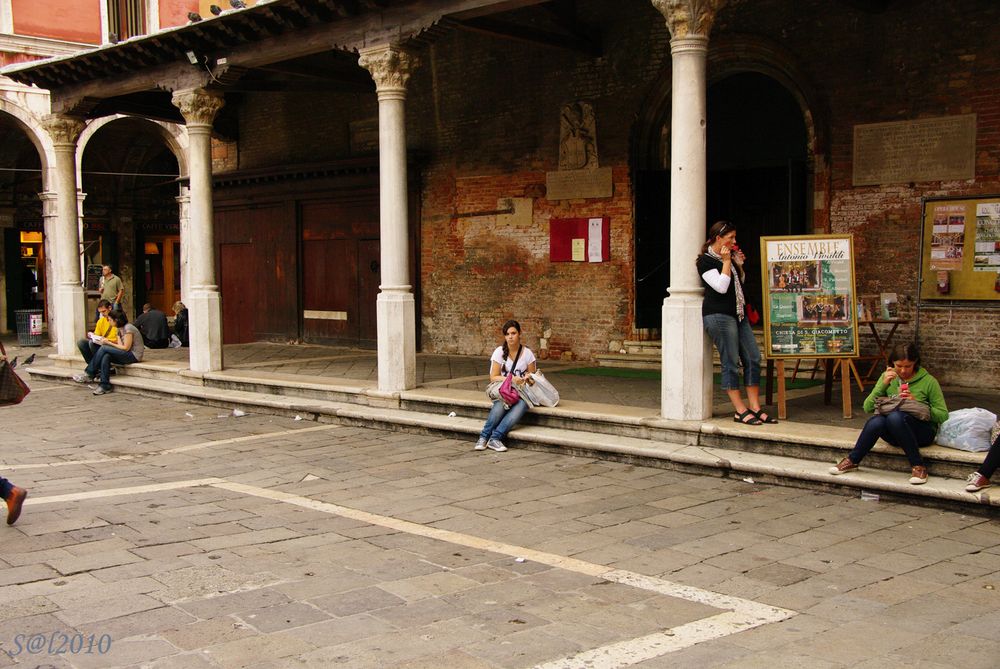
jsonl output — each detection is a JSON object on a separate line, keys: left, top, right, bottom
{"left": 919, "top": 195, "right": 1000, "bottom": 301}
{"left": 550, "top": 217, "right": 610, "bottom": 262}
{"left": 759, "top": 235, "right": 859, "bottom": 358}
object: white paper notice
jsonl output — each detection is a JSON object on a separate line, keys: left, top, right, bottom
{"left": 588, "top": 218, "right": 603, "bottom": 262}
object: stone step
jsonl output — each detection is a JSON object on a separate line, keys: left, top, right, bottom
{"left": 28, "top": 365, "right": 995, "bottom": 512}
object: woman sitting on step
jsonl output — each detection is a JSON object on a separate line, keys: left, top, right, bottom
{"left": 475, "top": 319, "right": 537, "bottom": 453}
{"left": 73, "top": 309, "right": 145, "bottom": 396}
{"left": 830, "top": 342, "right": 948, "bottom": 485}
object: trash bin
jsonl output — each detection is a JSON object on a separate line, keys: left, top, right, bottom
{"left": 14, "top": 309, "right": 43, "bottom": 347}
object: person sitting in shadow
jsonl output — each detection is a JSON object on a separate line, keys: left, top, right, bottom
{"left": 172, "top": 301, "right": 189, "bottom": 348}
{"left": 134, "top": 303, "right": 170, "bottom": 349}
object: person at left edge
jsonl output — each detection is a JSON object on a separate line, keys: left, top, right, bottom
{"left": 697, "top": 220, "right": 776, "bottom": 426}
{"left": 0, "top": 351, "right": 27, "bottom": 525}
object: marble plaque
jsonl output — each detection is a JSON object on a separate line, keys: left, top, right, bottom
{"left": 546, "top": 167, "right": 613, "bottom": 200}
{"left": 853, "top": 114, "right": 976, "bottom": 186}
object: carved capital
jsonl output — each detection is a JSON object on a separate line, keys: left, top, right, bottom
{"left": 41, "top": 114, "right": 85, "bottom": 146}
{"left": 171, "top": 89, "right": 225, "bottom": 126}
{"left": 358, "top": 45, "right": 419, "bottom": 93}
{"left": 651, "top": 0, "right": 726, "bottom": 39}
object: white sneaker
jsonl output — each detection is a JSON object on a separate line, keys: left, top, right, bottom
{"left": 487, "top": 439, "right": 507, "bottom": 452}
{"left": 474, "top": 437, "right": 487, "bottom": 451}
{"left": 92, "top": 386, "right": 113, "bottom": 396}
{"left": 73, "top": 374, "right": 93, "bottom": 383}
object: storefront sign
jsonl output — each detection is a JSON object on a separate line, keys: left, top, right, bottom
{"left": 759, "top": 235, "right": 859, "bottom": 358}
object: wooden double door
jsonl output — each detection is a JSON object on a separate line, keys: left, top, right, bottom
{"left": 216, "top": 197, "right": 382, "bottom": 347}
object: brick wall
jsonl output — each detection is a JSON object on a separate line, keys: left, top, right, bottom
{"left": 713, "top": 0, "right": 1000, "bottom": 386}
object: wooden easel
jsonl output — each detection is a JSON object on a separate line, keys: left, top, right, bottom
{"left": 773, "top": 357, "right": 862, "bottom": 420}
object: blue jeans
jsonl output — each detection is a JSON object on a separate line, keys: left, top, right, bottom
{"left": 479, "top": 398, "right": 528, "bottom": 443}
{"left": 703, "top": 313, "right": 760, "bottom": 390}
{"left": 85, "top": 345, "right": 137, "bottom": 390}
{"left": 848, "top": 410, "right": 937, "bottom": 467}
{"left": 0, "top": 476, "right": 12, "bottom": 499}
{"left": 77, "top": 338, "right": 100, "bottom": 364}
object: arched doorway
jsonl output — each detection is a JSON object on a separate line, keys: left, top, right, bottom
{"left": 0, "top": 112, "right": 45, "bottom": 333}
{"left": 706, "top": 71, "right": 809, "bottom": 312}
{"left": 80, "top": 118, "right": 181, "bottom": 319}
{"left": 632, "top": 68, "right": 811, "bottom": 330}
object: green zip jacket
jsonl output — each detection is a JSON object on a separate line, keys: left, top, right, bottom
{"left": 863, "top": 366, "right": 949, "bottom": 425}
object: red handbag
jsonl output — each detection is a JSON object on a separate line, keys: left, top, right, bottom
{"left": 0, "top": 341, "right": 30, "bottom": 406}
{"left": 498, "top": 346, "right": 523, "bottom": 405}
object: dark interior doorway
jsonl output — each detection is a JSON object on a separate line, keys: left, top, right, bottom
{"left": 633, "top": 71, "right": 809, "bottom": 329}
{"left": 706, "top": 72, "right": 809, "bottom": 313}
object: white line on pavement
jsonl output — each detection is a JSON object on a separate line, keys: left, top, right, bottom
{"left": 214, "top": 480, "right": 797, "bottom": 668}
{"left": 4, "top": 423, "right": 343, "bottom": 470}
{"left": 27, "top": 478, "right": 225, "bottom": 505}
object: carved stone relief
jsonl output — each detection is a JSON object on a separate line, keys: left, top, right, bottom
{"left": 559, "top": 101, "right": 598, "bottom": 171}
{"left": 171, "top": 89, "right": 225, "bottom": 126}
{"left": 358, "top": 45, "right": 419, "bottom": 93}
{"left": 650, "top": 0, "right": 727, "bottom": 39}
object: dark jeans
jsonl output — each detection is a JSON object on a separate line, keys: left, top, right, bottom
{"left": 77, "top": 338, "right": 100, "bottom": 364}
{"left": 977, "top": 434, "right": 1000, "bottom": 480}
{"left": 849, "top": 410, "right": 937, "bottom": 467}
{"left": 0, "top": 476, "right": 11, "bottom": 499}
{"left": 479, "top": 398, "right": 528, "bottom": 442}
{"left": 84, "top": 345, "right": 137, "bottom": 390}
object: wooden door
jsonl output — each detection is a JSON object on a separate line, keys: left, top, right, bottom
{"left": 358, "top": 239, "right": 380, "bottom": 345}
{"left": 302, "top": 239, "right": 358, "bottom": 342}
{"left": 220, "top": 243, "right": 254, "bottom": 344}
{"left": 142, "top": 235, "right": 179, "bottom": 314}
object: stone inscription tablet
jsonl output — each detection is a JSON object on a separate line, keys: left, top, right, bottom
{"left": 853, "top": 114, "right": 976, "bottom": 186}
{"left": 546, "top": 167, "right": 613, "bottom": 200}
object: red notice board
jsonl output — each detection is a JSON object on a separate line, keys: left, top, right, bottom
{"left": 550, "top": 217, "right": 610, "bottom": 262}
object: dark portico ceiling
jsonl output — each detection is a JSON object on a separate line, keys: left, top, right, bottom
{"left": 0, "top": 0, "right": 588, "bottom": 106}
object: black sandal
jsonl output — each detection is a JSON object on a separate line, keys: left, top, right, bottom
{"left": 753, "top": 408, "right": 778, "bottom": 424}
{"left": 734, "top": 409, "right": 763, "bottom": 425}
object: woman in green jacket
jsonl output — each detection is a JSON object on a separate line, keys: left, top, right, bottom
{"left": 830, "top": 342, "right": 947, "bottom": 485}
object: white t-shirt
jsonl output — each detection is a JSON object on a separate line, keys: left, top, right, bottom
{"left": 490, "top": 346, "right": 536, "bottom": 378}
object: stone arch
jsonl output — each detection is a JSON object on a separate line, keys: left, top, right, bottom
{"left": 0, "top": 97, "right": 53, "bottom": 183}
{"left": 77, "top": 115, "right": 188, "bottom": 177}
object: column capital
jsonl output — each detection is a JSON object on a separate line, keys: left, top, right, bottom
{"left": 41, "top": 114, "right": 85, "bottom": 146}
{"left": 172, "top": 88, "right": 225, "bottom": 127}
{"left": 650, "top": 0, "right": 726, "bottom": 39}
{"left": 358, "top": 45, "right": 419, "bottom": 95}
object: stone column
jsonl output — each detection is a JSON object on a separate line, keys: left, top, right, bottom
{"left": 40, "top": 115, "right": 86, "bottom": 357}
{"left": 176, "top": 186, "right": 191, "bottom": 304}
{"left": 38, "top": 191, "right": 59, "bottom": 344}
{"left": 358, "top": 45, "right": 419, "bottom": 392}
{"left": 652, "top": 0, "right": 724, "bottom": 420}
{"left": 172, "top": 89, "right": 224, "bottom": 373}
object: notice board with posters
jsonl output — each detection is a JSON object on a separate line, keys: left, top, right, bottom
{"left": 919, "top": 195, "right": 1000, "bottom": 301}
{"left": 549, "top": 217, "right": 610, "bottom": 262}
{"left": 759, "top": 235, "right": 859, "bottom": 358}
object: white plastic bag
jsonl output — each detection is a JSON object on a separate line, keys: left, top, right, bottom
{"left": 936, "top": 407, "right": 997, "bottom": 452}
{"left": 168, "top": 334, "right": 182, "bottom": 349}
{"left": 524, "top": 371, "right": 560, "bottom": 407}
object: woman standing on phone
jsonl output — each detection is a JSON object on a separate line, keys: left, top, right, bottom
{"left": 697, "top": 220, "right": 775, "bottom": 426}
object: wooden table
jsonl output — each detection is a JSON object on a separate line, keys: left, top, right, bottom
{"left": 858, "top": 318, "right": 909, "bottom": 381}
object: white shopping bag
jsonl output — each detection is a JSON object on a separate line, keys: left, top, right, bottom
{"left": 524, "top": 371, "right": 560, "bottom": 407}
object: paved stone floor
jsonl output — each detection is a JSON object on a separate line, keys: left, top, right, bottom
{"left": 1, "top": 371, "right": 998, "bottom": 668}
